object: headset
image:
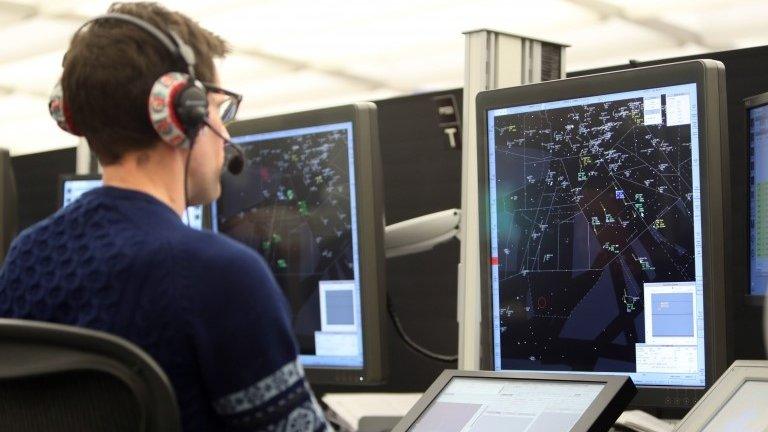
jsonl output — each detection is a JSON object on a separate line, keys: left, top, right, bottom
{"left": 49, "top": 13, "right": 209, "bottom": 148}
{"left": 48, "top": 13, "right": 244, "bottom": 174}
{"left": 49, "top": 11, "right": 245, "bottom": 229}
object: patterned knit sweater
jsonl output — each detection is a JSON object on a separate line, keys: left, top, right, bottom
{"left": 0, "top": 186, "right": 329, "bottom": 432}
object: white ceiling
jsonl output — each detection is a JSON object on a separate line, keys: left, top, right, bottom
{"left": 0, "top": 0, "right": 767, "bottom": 156}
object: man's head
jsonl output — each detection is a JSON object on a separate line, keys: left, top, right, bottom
{"left": 60, "top": 2, "right": 232, "bottom": 204}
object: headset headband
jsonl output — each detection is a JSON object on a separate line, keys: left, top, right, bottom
{"left": 51, "top": 12, "right": 210, "bottom": 149}
{"left": 74, "top": 13, "right": 197, "bottom": 78}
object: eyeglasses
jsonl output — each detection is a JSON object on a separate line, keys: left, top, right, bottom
{"left": 203, "top": 83, "right": 242, "bottom": 124}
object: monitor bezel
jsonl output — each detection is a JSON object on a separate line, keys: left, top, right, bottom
{"left": 745, "top": 92, "right": 768, "bottom": 306}
{"left": 391, "top": 369, "right": 636, "bottom": 432}
{"left": 675, "top": 360, "right": 768, "bottom": 431}
{"left": 475, "top": 60, "right": 729, "bottom": 408}
{"left": 223, "top": 103, "right": 386, "bottom": 385}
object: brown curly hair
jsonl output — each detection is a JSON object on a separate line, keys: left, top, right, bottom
{"left": 61, "top": 2, "right": 230, "bottom": 164}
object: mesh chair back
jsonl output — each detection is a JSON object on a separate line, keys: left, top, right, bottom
{"left": 0, "top": 319, "right": 181, "bottom": 432}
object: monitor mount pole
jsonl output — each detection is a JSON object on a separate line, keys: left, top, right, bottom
{"left": 458, "top": 30, "right": 568, "bottom": 370}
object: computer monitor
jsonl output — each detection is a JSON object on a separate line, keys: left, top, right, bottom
{"left": 747, "top": 92, "right": 768, "bottom": 304}
{"left": 675, "top": 360, "right": 768, "bottom": 432}
{"left": 393, "top": 370, "right": 635, "bottom": 432}
{"left": 216, "top": 103, "right": 386, "bottom": 385}
{"left": 58, "top": 174, "right": 206, "bottom": 230}
{"left": 476, "top": 60, "right": 730, "bottom": 408}
{"left": 0, "top": 148, "right": 18, "bottom": 264}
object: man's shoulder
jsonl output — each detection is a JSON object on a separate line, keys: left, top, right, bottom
{"left": 170, "top": 230, "right": 290, "bottom": 320}
{"left": 6, "top": 200, "right": 128, "bottom": 258}
{"left": 171, "top": 228, "right": 259, "bottom": 263}
{"left": 168, "top": 229, "right": 275, "bottom": 285}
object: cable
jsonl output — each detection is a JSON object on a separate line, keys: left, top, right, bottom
{"left": 386, "top": 292, "right": 458, "bottom": 363}
{"left": 182, "top": 135, "right": 194, "bottom": 228}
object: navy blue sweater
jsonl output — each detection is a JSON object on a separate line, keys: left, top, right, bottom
{"left": 0, "top": 186, "right": 329, "bottom": 432}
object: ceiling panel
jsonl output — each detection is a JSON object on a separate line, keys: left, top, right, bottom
{"left": 0, "top": 0, "right": 41, "bottom": 8}
{"left": 201, "top": 0, "right": 454, "bottom": 45}
{"left": 240, "top": 88, "right": 401, "bottom": 119}
{"left": 344, "top": 45, "right": 464, "bottom": 91}
{"left": 0, "top": 50, "right": 64, "bottom": 96}
{"left": 561, "top": 18, "right": 676, "bottom": 68}
{"left": 568, "top": 42, "right": 709, "bottom": 73}
{"left": 72, "top": 0, "right": 245, "bottom": 17}
{"left": 215, "top": 53, "right": 293, "bottom": 85}
{"left": 0, "top": 0, "right": 766, "bottom": 156}
{"left": 601, "top": 0, "right": 742, "bottom": 17}
{"left": 217, "top": 0, "right": 588, "bottom": 66}
{"left": 0, "top": 18, "right": 79, "bottom": 63}
{"left": 235, "top": 70, "right": 372, "bottom": 110}
{"left": 664, "top": 1, "right": 768, "bottom": 39}
{"left": 0, "top": 7, "right": 31, "bottom": 26}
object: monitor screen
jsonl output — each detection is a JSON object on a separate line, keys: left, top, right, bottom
{"left": 486, "top": 83, "right": 706, "bottom": 387}
{"left": 217, "top": 122, "right": 364, "bottom": 368}
{"left": 749, "top": 102, "right": 768, "bottom": 296}
{"left": 61, "top": 177, "right": 205, "bottom": 230}
{"left": 61, "top": 178, "right": 102, "bottom": 207}
{"left": 702, "top": 380, "right": 768, "bottom": 432}
{"left": 409, "top": 377, "right": 605, "bottom": 432}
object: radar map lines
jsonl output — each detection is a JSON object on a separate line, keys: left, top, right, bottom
{"left": 221, "top": 128, "right": 355, "bottom": 283}
{"left": 494, "top": 96, "right": 695, "bottom": 370}
{"left": 219, "top": 120, "right": 364, "bottom": 361}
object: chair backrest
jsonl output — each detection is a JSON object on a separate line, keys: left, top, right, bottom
{"left": 0, "top": 318, "right": 181, "bottom": 432}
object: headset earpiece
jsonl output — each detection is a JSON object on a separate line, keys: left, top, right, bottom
{"left": 48, "top": 80, "right": 81, "bottom": 136}
{"left": 174, "top": 78, "right": 208, "bottom": 136}
{"left": 148, "top": 72, "right": 208, "bottom": 148}
{"left": 50, "top": 13, "right": 209, "bottom": 147}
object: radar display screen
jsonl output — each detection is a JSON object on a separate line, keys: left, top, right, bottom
{"left": 486, "top": 84, "right": 706, "bottom": 387}
{"left": 217, "top": 122, "right": 363, "bottom": 368}
{"left": 749, "top": 102, "right": 768, "bottom": 296}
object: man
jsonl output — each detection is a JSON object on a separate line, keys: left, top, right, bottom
{"left": 0, "top": 2, "right": 329, "bottom": 431}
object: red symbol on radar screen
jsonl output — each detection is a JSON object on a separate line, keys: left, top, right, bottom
{"left": 537, "top": 296, "right": 548, "bottom": 309}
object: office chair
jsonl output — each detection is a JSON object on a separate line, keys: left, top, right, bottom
{"left": 0, "top": 318, "right": 181, "bottom": 432}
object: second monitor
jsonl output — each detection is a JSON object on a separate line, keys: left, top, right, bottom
{"left": 218, "top": 103, "right": 386, "bottom": 385}
{"left": 747, "top": 91, "right": 768, "bottom": 301}
{"left": 476, "top": 60, "right": 730, "bottom": 408}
